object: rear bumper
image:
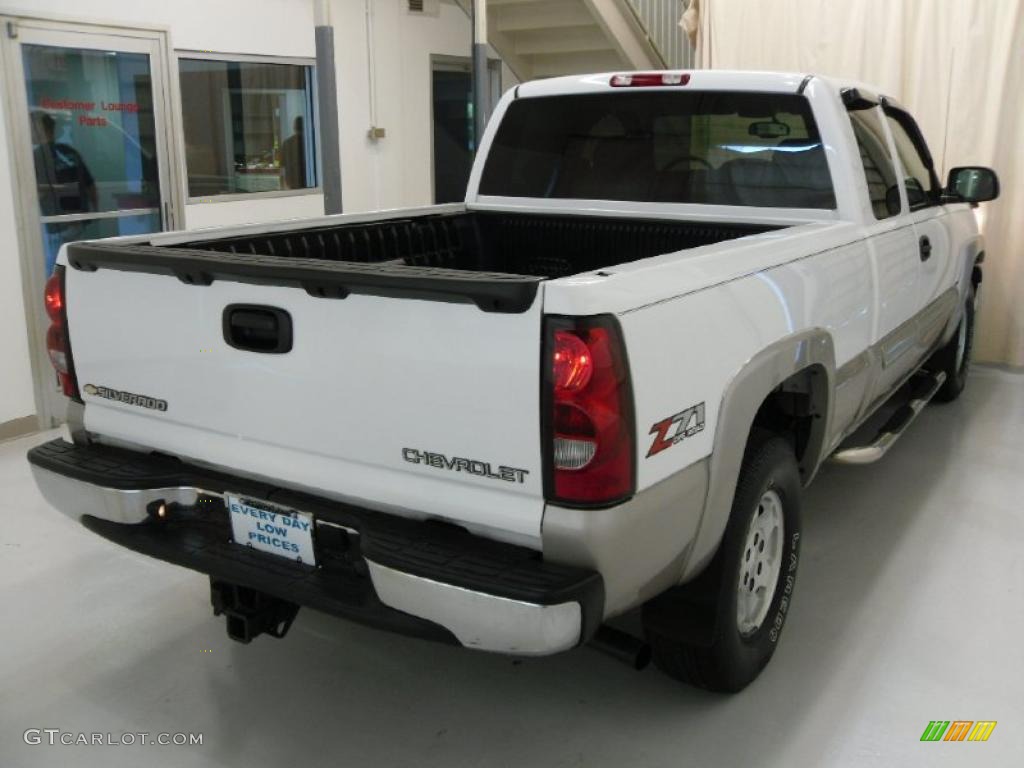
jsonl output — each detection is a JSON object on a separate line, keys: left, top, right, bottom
{"left": 28, "top": 439, "right": 602, "bottom": 656}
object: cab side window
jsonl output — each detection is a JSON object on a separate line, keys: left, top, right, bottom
{"left": 884, "top": 110, "right": 940, "bottom": 210}
{"left": 848, "top": 107, "right": 901, "bottom": 219}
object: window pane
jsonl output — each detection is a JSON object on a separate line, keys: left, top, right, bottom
{"left": 479, "top": 91, "right": 835, "bottom": 209}
{"left": 178, "top": 59, "right": 317, "bottom": 197}
{"left": 848, "top": 108, "right": 900, "bottom": 219}
{"left": 23, "top": 45, "right": 161, "bottom": 216}
{"left": 885, "top": 114, "right": 935, "bottom": 209}
{"left": 42, "top": 212, "right": 162, "bottom": 276}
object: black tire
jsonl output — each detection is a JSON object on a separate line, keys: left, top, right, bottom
{"left": 930, "top": 290, "right": 975, "bottom": 403}
{"left": 644, "top": 431, "right": 802, "bottom": 692}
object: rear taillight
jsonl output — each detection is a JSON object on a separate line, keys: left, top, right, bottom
{"left": 609, "top": 72, "right": 690, "bottom": 87}
{"left": 543, "top": 315, "right": 635, "bottom": 506}
{"left": 44, "top": 267, "right": 80, "bottom": 400}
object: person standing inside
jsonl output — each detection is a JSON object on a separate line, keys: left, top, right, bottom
{"left": 32, "top": 111, "right": 98, "bottom": 275}
{"left": 281, "top": 115, "right": 307, "bottom": 190}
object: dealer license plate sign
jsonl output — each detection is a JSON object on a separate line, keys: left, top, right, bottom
{"left": 228, "top": 495, "right": 316, "bottom": 566}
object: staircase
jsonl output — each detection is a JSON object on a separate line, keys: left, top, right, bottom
{"left": 451, "top": 0, "right": 692, "bottom": 80}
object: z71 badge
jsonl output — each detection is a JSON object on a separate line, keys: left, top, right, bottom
{"left": 646, "top": 402, "right": 705, "bottom": 457}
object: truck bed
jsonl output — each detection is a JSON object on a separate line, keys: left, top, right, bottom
{"left": 173, "top": 211, "right": 777, "bottom": 279}
{"left": 67, "top": 211, "right": 781, "bottom": 314}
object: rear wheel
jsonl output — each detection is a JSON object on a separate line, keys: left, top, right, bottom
{"left": 931, "top": 290, "right": 975, "bottom": 402}
{"left": 643, "top": 431, "right": 802, "bottom": 692}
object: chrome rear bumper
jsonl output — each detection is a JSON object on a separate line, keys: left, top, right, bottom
{"left": 28, "top": 446, "right": 597, "bottom": 656}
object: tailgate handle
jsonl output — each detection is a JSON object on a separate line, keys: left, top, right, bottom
{"left": 223, "top": 305, "right": 292, "bottom": 354}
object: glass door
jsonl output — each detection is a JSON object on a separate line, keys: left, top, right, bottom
{"left": 3, "top": 20, "right": 177, "bottom": 423}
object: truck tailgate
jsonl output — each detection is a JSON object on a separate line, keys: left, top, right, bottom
{"left": 62, "top": 242, "right": 546, "bottom": 547}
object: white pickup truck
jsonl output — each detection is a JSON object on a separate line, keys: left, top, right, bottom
{"left": 30, "top": 70, "right": 999, "bottom": 691}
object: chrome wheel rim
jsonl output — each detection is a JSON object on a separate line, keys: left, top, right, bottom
{"left": 955, "top": 313, "right": 968, "bottom": 372}
{"left": 737, "top": 489, "right": 784, "bottom": 637}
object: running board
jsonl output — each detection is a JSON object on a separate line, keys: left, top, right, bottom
{"left": 831, "top": 371, "right": 946, "bottom": 465}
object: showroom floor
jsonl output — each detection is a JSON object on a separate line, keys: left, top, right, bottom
{"left": 2, "top": 366, "right": 1022, "bottom": 768}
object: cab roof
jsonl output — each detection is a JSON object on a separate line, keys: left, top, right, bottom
{"left": 514, "top": 70, "right": 873, "bottom": 100}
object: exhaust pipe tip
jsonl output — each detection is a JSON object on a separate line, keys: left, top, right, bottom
{"left": 590, "top": 625, "right": 651, "bottom": 671}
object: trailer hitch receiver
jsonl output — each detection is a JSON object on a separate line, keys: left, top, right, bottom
{"left": 210, "top": 580, "right": 300, "bottom": 643}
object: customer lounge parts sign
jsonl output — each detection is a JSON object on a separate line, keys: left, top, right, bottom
{"left": 38, "top": 96, "right": 140, "bottom": 128}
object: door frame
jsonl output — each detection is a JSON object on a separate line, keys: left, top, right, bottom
{"left": 429, "top": 53, "right": 501, "bottom": 204}
{"left": 0, "top": 13, "right": 184, "bottom": 427}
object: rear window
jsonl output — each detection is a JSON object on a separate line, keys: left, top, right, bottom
{"left": 479, "top": 91, "right": 835, "bottom": 209}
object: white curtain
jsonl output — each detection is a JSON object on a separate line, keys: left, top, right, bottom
{"left": 695, "top": 0, "right": 1024, "bottom": 366}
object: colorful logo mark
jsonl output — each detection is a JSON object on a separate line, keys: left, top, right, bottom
{"left": 920, "top": 721, "right": 997, "bottom": 742}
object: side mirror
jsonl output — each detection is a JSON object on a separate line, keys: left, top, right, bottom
{"left": 945, "top": 166, "right": 1000, "bottom": 203}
